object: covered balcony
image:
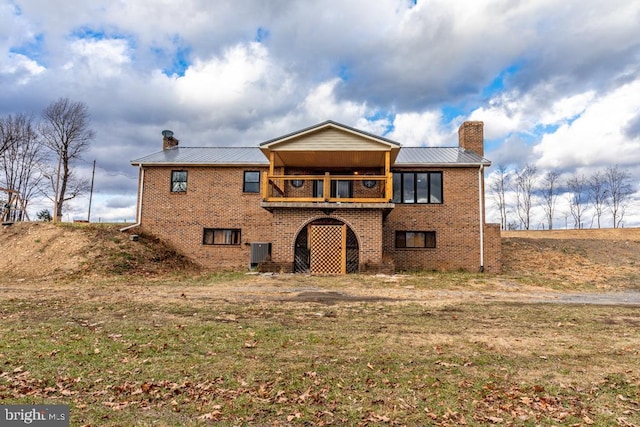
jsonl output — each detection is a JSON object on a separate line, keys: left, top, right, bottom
{"left": 258, "top": 120, "right": 400, "bottom": 211}
{"left": 262, "top": 170, "right": 393, "bottom": 203}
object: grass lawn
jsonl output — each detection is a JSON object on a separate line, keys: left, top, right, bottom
{"left": 1, "top": 274, "right": 639, "bottom": 426}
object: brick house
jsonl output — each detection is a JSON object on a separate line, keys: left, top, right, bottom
{"left": 127, "top": 120, "right": 501, "bottom": 274}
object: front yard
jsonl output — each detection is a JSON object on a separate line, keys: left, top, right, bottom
{"left": 1, "top": 273, "right": 638, "bottom": 426}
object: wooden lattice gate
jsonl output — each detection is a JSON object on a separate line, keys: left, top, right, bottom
{"left": 294, "top": 219, "right": 359, "bottom": 274}
{"left": 309, "top": 224, "right": 346, "bottom": 274}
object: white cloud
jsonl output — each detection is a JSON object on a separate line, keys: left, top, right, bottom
{"left": 354, "top": 116, "right": 392, "bottom": 138}
{"left": 1, "top": 52, "right": 45, "bottom": 84}
{"left": 173, "top": 42, "right": 295, "bottom": 124}
{"left": 540, "top": 91, "right": 595, "bottom": 126}
{"left": 388, "top": 111, "right": 451, "bottom": 147}
{"left": 0, "top": 3, "right": 35, "bottom": 52}
{"left": 533, "top": 79, "right": 640, "bottom": 169}
{"left": 3, "top": 0, "right": 640, "bottom": 226}
{"left": 300, "top": 79, "right": 368, "bottom": 124}
{"left": 175, "top": 43, "right": 268, "bottom": 106}
{"left": 65, "top": 38, "right": 131, "bottom": 78}
{"left": 487, "top": 133, "right": 534, "bottom": 168}
{"left": 467, "top": 92, "right": 526, "bottom": 140}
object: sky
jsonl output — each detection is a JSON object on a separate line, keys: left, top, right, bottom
{"left": 1, "top": 0, "right": 639, "bottom": 228}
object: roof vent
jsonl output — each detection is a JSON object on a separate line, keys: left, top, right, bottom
{"left": 162, "top": 130, "right": 174, "bottom": 138}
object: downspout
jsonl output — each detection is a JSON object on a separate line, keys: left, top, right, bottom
{"left": 478, "top": 165, "right": 485, "bottom": 272}
{"left": 120, "top": 165, "right": 144, "bottom": 232}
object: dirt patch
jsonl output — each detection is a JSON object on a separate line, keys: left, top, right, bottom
{"left": 0, "top": 222, "right": 90, "bottom": 278}
{"left": 502, "top": 228, "right": 640, "bottom": 290}
{"left": 0, "top": 222, "right": 198, "bottom": 279}
{"left": 286, "top": 291, "right": 396, "bottom": 304}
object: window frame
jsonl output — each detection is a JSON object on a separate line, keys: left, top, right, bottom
{"left": 392, "top": 171, "right": 443, "bottom": 204}
{"left": 312, "top": 180, "right": 322, "bottom": 198}
{"left": 202, "top": 228, "right": 242, "bottom": 246}
{"left": 170, "top": 170, "right": 188, "bottom": 193}
{"left": 331, "top": 180, "right": 353, "bottom": 198}
{"left": 243, "top": 171, "right": 261, "bottom": 193}
{"left": 395, "top": 230, "right": 437, "bottom": 249}
{"left": 313, "top": 179, "right": 353, "bottom": 199}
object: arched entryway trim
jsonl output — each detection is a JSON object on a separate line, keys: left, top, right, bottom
{"left": 294, "top": 217, "right": 359, "bottom": 274}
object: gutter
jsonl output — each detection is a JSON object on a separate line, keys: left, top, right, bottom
{"left": 478, "top": 165, "right": 485, "bottom": 272}
{"left": 393, "top": 161, "right": 491, "bottom": 168}
{"left": 120, "top": 165, "right": 144, "bottom": 232}
{"left": 130, "top": 162, "right": 269, "bottom": 167}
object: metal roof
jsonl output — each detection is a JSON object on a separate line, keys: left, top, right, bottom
{"left": 394, "top": 147, "right": 490, "bottom": 166}
{"left": 131, "top": 146, "right": 489, "bottom": 167}
{"left": 131, "top": 147, "right": 269, "bottom": 166}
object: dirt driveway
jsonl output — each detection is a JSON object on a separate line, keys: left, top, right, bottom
{"left": 3, "top": 273, "right": 639, "bottom": 308}
{"left": 219, "top": 276, "right": 640, "bottom": 306}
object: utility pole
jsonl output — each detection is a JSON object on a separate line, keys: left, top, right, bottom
{"left": 88, "top": 160, "right": 96, "bottom": 222}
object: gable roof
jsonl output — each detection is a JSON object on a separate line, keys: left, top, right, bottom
{"left": 259, "top": 120, "right": 401, "bottom": 149}
{"left": 131, "top": 120, "right": 490, "bottom": 167}
{"left": 259, "top": 120, "right": 402, "bottom": 168}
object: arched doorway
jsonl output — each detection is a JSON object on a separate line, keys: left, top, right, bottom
{"left": 294, "top": 218, "right": 359, "bottom": 274}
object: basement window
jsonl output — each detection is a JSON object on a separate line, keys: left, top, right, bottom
{"left": 171, "top": 170, "right": 187, "bottom": 193}
{"left": 395, "top": 231, "right": 436, "bottom": 249}
{"left": 203, "top": 228, "right": 241, "bottom": 245}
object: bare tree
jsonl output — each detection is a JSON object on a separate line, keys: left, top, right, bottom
{"left": 566, "top": 173, "right": 587, "bottom": 229}
{"left": 539, "top": 170, "right": 560, "bottom": 230}
{"left": 39, "top": 98, "right": 95, "bottom": 221}
{"left": 587, "top": 170, "right": 607, "bottom": 228}
{"left": 514, "top": 164, "right": 537, "bottom": 230}
{"left": 0, "top": 113, "right": 48, "bottom": 220}
{"left": 604, "top": 165, "right": 632, "bottom": 228}
{"left": 489, "top": 165, "right": 510, "bottom": 230}
{"left": 0, "top": 115, "right": 20, "bottom": 157}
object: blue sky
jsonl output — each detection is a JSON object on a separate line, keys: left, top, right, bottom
{"left": 1, "top": 0, "right": 639, "bottom": 227}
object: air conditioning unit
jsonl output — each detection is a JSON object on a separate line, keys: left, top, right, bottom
{"left": 250, "top": 242, "right": 271, "bottom": 268}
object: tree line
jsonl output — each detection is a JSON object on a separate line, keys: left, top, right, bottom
{"left": 490, "top": 164, "right": 634, "bottom": 230}
{"left": 0, "top": 98, "right": 94, "bottom": 222}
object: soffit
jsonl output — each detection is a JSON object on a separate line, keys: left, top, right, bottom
{"left": 272, "top": 151, "right": 387, "bottom": 168}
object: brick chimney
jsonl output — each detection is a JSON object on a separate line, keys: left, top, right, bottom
{"left": 162, "top": 130, "right": 179, "bottom": 150}
{"left": 458, "top": 121, "right": 484, "bottom": 157}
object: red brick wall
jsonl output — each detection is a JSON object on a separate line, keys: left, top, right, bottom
{"left": 458, "top": 121, "right": 484, "bottom": 157}
{"left": 483, "top": 223, "right": 502, "bottom": 273}
{"left": 268, "top": 208, "right": 384, "bottom": 267}
{"left": 139, "top": 166, "right": 273, "bottom": 269}
{"left": 138, "top": 164, "right": 501, "bottom": 273}
{"left": 384, "top": 167, "right": 492, "bottom": 272}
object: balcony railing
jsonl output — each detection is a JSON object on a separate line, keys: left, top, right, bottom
{"left": 262, "top": 172, "right": 393, "bottom": 203}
